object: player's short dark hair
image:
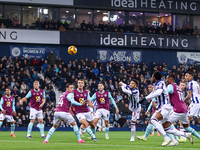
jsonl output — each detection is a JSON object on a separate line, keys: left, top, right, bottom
{"left": 186, "top": 71, "right": 194, "bottom": 77}
{"left": 66, "top": 83, "right": 73, "bottom": 88}
{"left": 153, "top": 71, "right": 162, "bottom": 80}
{"left": 168, "top": 74, "right": 175, "bottom": 81}
{"left": 132, "top": 79, "right": 139, "bottom": 86}
{"left": 6, "top": 87, "right": 11, "bottom": 91}
{"left": 78, "top": 79, "right": 84, "bottom": 82}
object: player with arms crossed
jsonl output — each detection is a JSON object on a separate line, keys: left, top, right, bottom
{"left": 90, "top": 83, "right": 119, "bottom": 139}
{"left": 43, "top": 83, "right": 85, "bottom": 143}
{"left": 0, "top": 88, "right": 16, "bottom": 137}
{"left": 139, "top": 72, "right": 192, "bottom": 146}
{"left": 20, "top": 81, "right": 46, "bottom": 139}
{"left": 185, "top": 72, "right": 200, "bottom": 127}
{"left": 74, "top": 79, "right": 98, "bottom": 141}
{"left": 166, "top": 74, "right": 199, "bottom": 144}
{"left": 119, "top": 80, "right": 140, "bottom": 141}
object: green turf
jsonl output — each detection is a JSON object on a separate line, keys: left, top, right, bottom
{"left": 0, "top": 131, "right": 199, "bottom": 150}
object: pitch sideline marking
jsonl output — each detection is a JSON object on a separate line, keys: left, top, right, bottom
{"left": 0, "top": 140, "right": 198, "bottom": 150}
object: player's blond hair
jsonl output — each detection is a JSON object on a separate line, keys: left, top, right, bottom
{"left": 33, "top": 80, "right": 39, "bottom": 84}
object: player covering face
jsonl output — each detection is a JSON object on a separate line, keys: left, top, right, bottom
{"left": 44, "top": 84, "right": 85, "bottom": 143}
{"left": 0, "top": 88, "right": 16, "bottom": 137}
{"left": 20, "top": 81, "right": 46, "bottom": 139}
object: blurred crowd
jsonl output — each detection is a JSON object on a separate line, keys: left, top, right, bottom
{"left": 0, "top": 17, "right": 200, "bottom": 37}
{"left": 0, "top": 50, "right": 200, "bottom": 128}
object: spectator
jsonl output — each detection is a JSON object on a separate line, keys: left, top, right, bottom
{"left": 118, "top": 115, "right": 126, "bottom": 127}
{"left": 124, "top": 120, "right": 131, "bottom": 128}
{"left": 48, "top": 50, "right": 57, "bottom": 67}
{"left": 20, "top": 81, "right": 27, "bottom": 93}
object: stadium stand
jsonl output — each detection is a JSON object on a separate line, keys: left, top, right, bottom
{"left": 0, "top": 54, "right": 199, "bottom": 128}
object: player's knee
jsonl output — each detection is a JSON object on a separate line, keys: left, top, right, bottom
{"left": 70, "top": 121, "right": 77, "bottom": 126}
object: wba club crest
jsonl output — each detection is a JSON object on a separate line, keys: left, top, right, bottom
{"left": 99, "top": 51, "right": 107, "bottom": 61}
{"left": 133, "top": 52, "right": 141, "bottom": 62}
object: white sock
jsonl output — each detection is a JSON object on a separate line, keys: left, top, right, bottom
{"left": 180, "top": 127, "right": 186, "bottom": 140}
{"left": 165, "top": 127, "right": 186, "bottom": 137}
{"left": 151, "top": 118, "right": 168, "bottom": 138}
{"left": 131, "top": 123, "right": 135, "bottom": 139}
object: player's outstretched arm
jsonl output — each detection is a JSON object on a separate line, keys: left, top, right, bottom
{"left": 166, "top": 84, "right": 174, "bottom": 94}
{"left": 67, "top": 93, "right": 82, "bottom": 106}
{"left": 0, "top": 98, "right": 5, "bottom": 114}
{"left": 20, "top": 91, "right": 32, "bottom": 105}
{"left": 90, "top": 93, "right": 96, "bottom": 102}
{"left": 12, "top": 98, "right": 16, "bottom": 115}
{"left": 121, "top": 85, "right": 132, "bottom": 95}
{"left": 108, "top": 92, "right": 119, "bottom": 114}
{"left": 139, "top": 90, "right": 162, "bottom": 104}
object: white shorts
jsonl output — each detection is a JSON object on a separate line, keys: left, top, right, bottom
{"left": 188, "top": 103, "right": 200, "bottom": 118}
{"left": 53, "top": 112, "right": 75, "bottom": 125}
{"left": 169, "top": 112, "right": 189, "bottom": 124}
{"left": 77, "top": 112, "right": 94, "bottom": 122}
{"left": 30, "top": 107, "right": 43, "bottom": 119}
{"left": 152, "top": 104, "right": 173, "bottom": 124}
{"left": 131, "top": 108, "right": 140, "bottom": 122}
{"left": 95, "top": 109, "right": 110, "bottom": 121}
{"left": 0, "top": 114, "right": 14, "bottom": 122}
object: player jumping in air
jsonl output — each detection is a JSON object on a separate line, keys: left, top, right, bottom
{"left": 119, "top": 80, "right": 140, "bottom": 141}
{"left": 0, "top": 88, "right": 16, "bottom": 137}
{"left": 139, "top": 72, "right": 193, "bottom": 146}
{"left": 90, "top": 83, "right": 119, "bottom": 139}
{"left": 74, "top": 79, "right": 98, "bottom": 141}
{"left": 185, "top": 72, "right": 200, "bottom": 126}
{"left": 20, "top": 81, "right": 46, "bottom": 139}
{"left": 43, "top": 83, "right": 85, "bottom": 143}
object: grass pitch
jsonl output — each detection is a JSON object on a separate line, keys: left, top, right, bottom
{"left": 0, "top": 131, "right": 199, "bottom": 150}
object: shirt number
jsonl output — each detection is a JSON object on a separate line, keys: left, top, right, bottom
{"left": 58, "top": 98, "right": 63, "bottom": 107}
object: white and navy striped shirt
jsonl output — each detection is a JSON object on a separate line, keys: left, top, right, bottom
{"left": 187, "top": 79, "right": 200, "bottom": 104}
{"left": 88, "top": 100, "right": 97, "bottom": 113}
{"left": 126, "top": 86, "right": 140, "bottom": 109}
{"left": 153, "top": 80, "right": 169, "bottom": 109}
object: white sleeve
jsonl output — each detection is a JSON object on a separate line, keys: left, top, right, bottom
{"left": 121, "top": 86, "right": 132, "bottom": 95}
{"left": 145, "top": 89, "right": 163, "bottom": 100}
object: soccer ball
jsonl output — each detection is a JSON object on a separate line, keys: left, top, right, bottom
{"left": 68, "top": 45, "right": 77, "bottom": 55}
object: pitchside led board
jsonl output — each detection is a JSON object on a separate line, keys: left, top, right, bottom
{"left": 97, "top": 49, "right": 142, "bottom": 63}
{"left": 177, "top": 52, "right": 200, "bottom": 66}
{"left": 10, "top": 45, "right": 60, "bottom": 60}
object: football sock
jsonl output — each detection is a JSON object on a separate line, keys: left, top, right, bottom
{"left": 0, "top": 122, "right": 3, "bottom": 128}
{"left": 167, "top": 133, "right": 177, "bottom": 143}
{"left": 73, "top": 125, "right": 81, "bottom": 140}
{"left": 131, "top": 123, "right": 135, "bottom": 139}
{"left": 11, "top": 124, "right": 15, "bottom": 134}
{"left": 91, "top": 128, "right": 96, "bottom": 135}
{"left": 105, "top": 127, "right": 109, "bottom": 136}
{"left": 144, "top": 124, "right": 153, "bottom": 138}
{"left": 45, "top": 127, "right": 56, "bottom": 142}
{"left": 180, "top": 127, "right": 186, "bottom": 140}
{"left": 151, "top": 118, "right": 168, "bottom": 138}
{"left": 27, "top": 122, "right": 33, "bottom": 136}
{"left": 86, "top": 127, "right": 96, "bottom": 139}
{"left": 185, "top": 127, "right": 200, "bottom": 139}
{"left": 165, "top": 125, "right": 186, "bottom": 137}
{"left": 39, "top": 123, "right": 45, "bottom": 136}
